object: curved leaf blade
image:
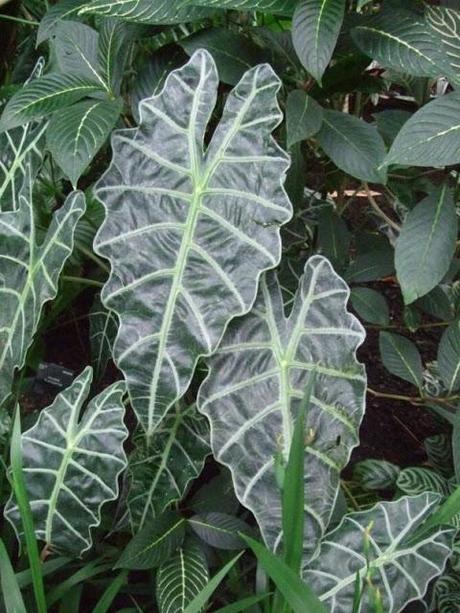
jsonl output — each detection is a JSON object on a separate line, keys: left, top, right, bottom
{"left": 0, "top": 169, "right": 85, "bottom": 407}
{"left": 0, "top": 74, "right": 104, "bottom": 132}
{"left": 316, "top": 110, "right": 387, "bottom": 183}
{"left": 47, "top": 99, "right": 122, "bottom": 188}
{"left": 188, "top": 512, "right": 251, "bottom": 550}
{"left": 199, "top": 256, "right": 366, "bottom": 559}
{"left": 79, "top": 0, "right": 212, "bottom": 24}
{"left": 4, "top": 367, "right": 128, "bottom": 556}
{"left": 386, "top": 91, "right": 460, "bottom": 168}
{"left": 116, "top": 511, "right": 186, "bottom": 569}
{"left": 427, "top": 6, "right": 460, "bottom": 81}
{"left": 156, "top": 540, "right": 209, "bottom": 613}
{"left": 353, "top": 459, "right": 400, "bottom": 491}
{"left": 286, "top": 90, "right": 323, "bottom": 147}
{"left": 379, "top": 331, "right": 423, "bottom": 389}
{"left": 94, "top": 50, "right": 292, "bottom": 435}
{"left": 350, "top": 288, "right": 390, "bottom": 326}
{"left": 397, "top": 468, "right": 450, "bottom": 497}
{"left": 305, "top": 494, "right": 455, "bottom": 612}
{"left": 292, "top": 0, "right": 346, "bottom": 83}
{"left": 395, "top": 185, "right": 457, "bottom": 304}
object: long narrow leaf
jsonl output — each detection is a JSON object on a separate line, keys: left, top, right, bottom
{"left": 10, "top": 409, "right": 46, "bottom": 613}
{"left": 0, "top": 538, "right": 27, "bottom": 613}
{"left": 243, "top": 534, "right": 327, "bottom": 613}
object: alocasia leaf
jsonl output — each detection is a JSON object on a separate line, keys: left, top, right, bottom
{"left": 198, "top": 256, "right": 366, "bottom": 560}
{"left": 126, "top": 403, "right": 210, "bottom": 531}
{"left": 94, "top": 50, "right": 292, "bottom": 435}
{"left": 4, "top": 367, "right": 128, "bottom": 556}
{"left": 292, "top": 0, "right": 346, "bottom": 83}
{"left": 305, "top": 494, "right": 455, "bottom": 612}
{"left": 0, "top": 166, "right": 85, "bottom": 407}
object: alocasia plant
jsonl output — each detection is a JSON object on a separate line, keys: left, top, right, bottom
{"left": 199, "top": 255, "right": 366, "bottom": 559}
{"left": 94, "top": 49, "right": 292, "bottom": 436}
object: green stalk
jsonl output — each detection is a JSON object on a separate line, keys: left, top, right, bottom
{"left": 10, "top": 409, "right": 47, "bottom": 613}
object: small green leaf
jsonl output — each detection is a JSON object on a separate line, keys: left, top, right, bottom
{"left": 89, "top": 294, "right": 118, "bottom": 381}
{"left": 116, "top": 511, "right": 186, "bottom": 569}
{"left": 46, "top": 98, "right": 122, "bottom": 187}
{"left": 317, "top": 110, "right": 387, "bottom": 183}
{"left": 286, "top": 90, "right": 323, "bottom": 147}
{"left": 0, "top": 74, "right": 104, "bottom": 131}
{"left": 397, "top": 467, "right": 450, "bottom": 497}
{"left": 317, "top": 206, "right": 350, "bottom": 269}
{"left": 395, "top": 185, "right": 457, "bottom": 304}
{"left": 350, "top": 288, "right": 390, "bottom": 326}
{"left": 374, "top": 109, "right": 411, "bottom": 148}
{"left": 438, "top": 320, "right": 460, "bottom": 393}
{"left": 344, "top": 249, "right": 394, "bottom": 283}
{"left": 188, "top": 512, "right": 250, "bottom": 550}
{"left": 386, "top": 92, "right": 460, "bottom": 168}
{"left": 379, "top": 331, "right": 423, "bottom": 389}
{"left": 292, "top": 0, "right": 346, "bottom": 83}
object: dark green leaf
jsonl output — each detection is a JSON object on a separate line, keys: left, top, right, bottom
{"left": 350, "top": 287, "right": 390, "bottom": 326}
{"left": 188, "top": 512, "right": 250, "bottom": 550}
{"left": 438, "top": 320, "right": 460, "bottom": 393}
{"left": 292, "top": 0, "right": 346, "bottom": 83}
{"left": 317, "top": 206, "right": 350, "bottom": 269}
{"left": 317, "top": 110, "right": 387, "bottom": 182}
{"left": 344, "top": 249, "right": 394, "bottom": 283}
{"left": 286, "top": 90, "right": 323, "bottom": 148}
{"left": 115, "top": 511, "right": 186, "bottom": 569}
{"left": 379, "top": 331, "right": 423, "bottom": 389}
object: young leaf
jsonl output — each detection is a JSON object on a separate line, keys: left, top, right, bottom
{"left": 0, "top": 167, "right": 85, "bottom": 407}
{"left": 316, "top": 110, "right": 387, "bottom": 183}
{"left": 305, "top": 494, "right": 455, "bottom": 612}
{"left": 438, "top": 320, "right": 460, "bottom": 393}
{"left": 351, "top": 10, "right": 451, "bottom": 79}
{"left": 188, "top": 512, "right": 250, "bottom": 550}
{"left": 46, "top": 98, "right": 122, "bottom": 188}
{"left": 292, "top": 0, "right": 346, "bottom": 84}
{"left": 344, "top": 249, "right": 394, "bottom": 284}
{"left": 181, "top": 28, "right": 268, "bottom": 86}
{"left": 379, "top": 331, "right": 423, "bottom": 389}
{"left": 353, "top": 459, "right": 400, "bottom": 491}
{"left": 4, "top": 368, "right": 128, "bottom": 556}
{"left": 126, "top": 403, "right": 209, "bottom": 531}
{"left": 94, "top": 50, "right": 292, "bottom": 435}
{"left": 116, "top": 511, "right": 186, "bottom": 569}
{"left": 395, "top": 185, "right": 457, "bottom": 304}
{"left": 0, "top": 74, "right": 104, "bottom": 132}
{"left": 286, "top": 89, "right": 323, "bottom": 147}
{"left": 350, "top": 288, "right": 390, "bottom": 326}
{"left": 386, "top": 91, "right": 460, "bottom": 168}
{"left": 243, "top": 535, "right": 327, "bottom": 613}
{"left": 89, "top": 294, "right": 118, "bottom": 381}
{"left": 199, "top": 256, "right": 366, "bottom": 561}
{"left": 156, "top": 540, "right": 209, "bottom": 613}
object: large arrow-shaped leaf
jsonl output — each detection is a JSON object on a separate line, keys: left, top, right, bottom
{"left": 4, "top": 367, "right": 128, "bottom": 556}
{"left": 198, "top": 256, "right": 366, "bottom": 560}
{"left": 305, "top": 493, "right": 454, "bottom": 612}
{"left": 94, "top": 50, "right": 292, "bottom": 435}
{"left": 0, "top": 167, "right": 85, "bottom": 407}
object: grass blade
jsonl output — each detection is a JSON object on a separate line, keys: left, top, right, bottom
{"left": 214, "top": 592, "right": 271, "bottom": 612}
{"left": 10, "top": 408, "right": 47, "bottom": 613}
{"left": 46, "top": 561, "right": 112, "bottom": 607}
{"left": 242, "top": 535, "right": 327, "bottom": 613}
{"left": 183, "top": 553, "right": 243, "bottom": 613}
{"left": 0, "top": 537, "right": 27, "bottom": 613}
{"left": 283, "top": 372, "right": 316, "bottom": 573}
